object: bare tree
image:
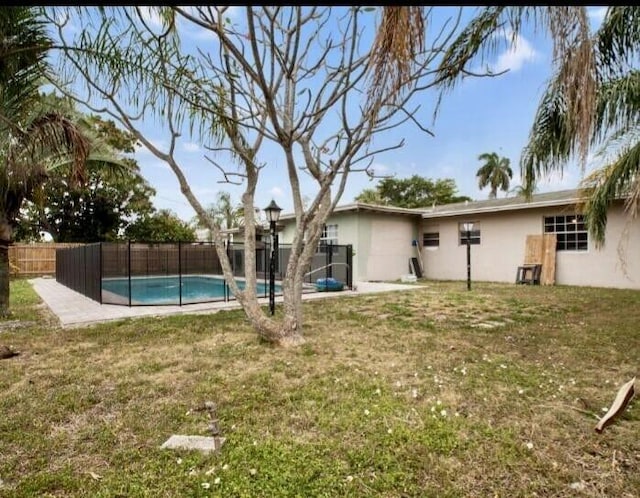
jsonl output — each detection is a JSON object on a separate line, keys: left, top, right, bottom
{"left": 44, "top": 6, "right": 495, "bottom": 346}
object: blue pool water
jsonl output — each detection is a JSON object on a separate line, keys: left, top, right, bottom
{"left": 102, "top": 275, "right": 278, "bottom": 305}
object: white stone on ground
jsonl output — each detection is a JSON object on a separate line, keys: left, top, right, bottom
{"left": 161, "top": 435, "right": 226, "bottom": 454}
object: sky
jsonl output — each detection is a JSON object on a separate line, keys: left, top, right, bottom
{"left": 56, "top": 6, "right": 610, "bottom": 223}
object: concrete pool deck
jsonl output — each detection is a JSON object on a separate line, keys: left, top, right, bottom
{"left": 30, "top": 277, "right": 422, "bottom": 328}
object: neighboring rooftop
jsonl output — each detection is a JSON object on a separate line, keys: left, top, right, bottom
{"left": 279, "top": 202, "right": 425, "bottom": 221}
{"left": 279, "top": 189, "right": 590, "bottom": 221}
{"left": 420, "top": 189, "right": 586, "bottom": 219}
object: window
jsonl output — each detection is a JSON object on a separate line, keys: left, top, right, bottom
{"left": 459, "top": 222, "right": 481, "bottom": 245}
{"left": 423, "top": 232, "right": 440, "bottom": 247}
{"left": 544, "top": 214, "right": 588, "bottom": 251}
{"left": 318, "top": 224, "right": 338, "bottom": 253}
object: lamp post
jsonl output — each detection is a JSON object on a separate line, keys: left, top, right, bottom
{"left": 462, "top": 222, "right": 474, "bottom": 291}
{"left": 264, "top": 199, "right": 282, "bottom": 315}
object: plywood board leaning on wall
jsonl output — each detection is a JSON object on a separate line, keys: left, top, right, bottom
{"left": 523, "top": 234, "right": 557, "bottom": 285}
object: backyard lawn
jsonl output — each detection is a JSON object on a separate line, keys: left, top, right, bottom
{"left": 1, "top": 279, "right": 638, "bottom": 497}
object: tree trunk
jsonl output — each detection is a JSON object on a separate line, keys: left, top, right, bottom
{"left": 241, "top": 295, "right": 305, "bottom": 347}
{"left": 0, "top": 235, "right": 11, "bottom": 318}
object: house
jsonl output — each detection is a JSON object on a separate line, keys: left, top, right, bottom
{"left": 278, "top": 189, "right": 640, "bottom": 289}
{"left": 279, "top": 203, "right": 424, "bottom": 283}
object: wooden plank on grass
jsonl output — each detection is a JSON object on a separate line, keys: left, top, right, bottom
{"left": 595, "top": 377, "right": 635, "bottom": 433}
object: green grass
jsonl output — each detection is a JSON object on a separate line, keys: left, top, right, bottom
{"left": 1, "top": 279, "right": 639, "bottom": 497}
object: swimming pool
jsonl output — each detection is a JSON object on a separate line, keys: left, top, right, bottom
{"left": 102, "top": 275, "right": 279, "bottom": 305}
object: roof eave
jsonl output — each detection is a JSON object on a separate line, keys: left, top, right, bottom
{"left": 421, "top": 196, "right": 586, "bottom": 219}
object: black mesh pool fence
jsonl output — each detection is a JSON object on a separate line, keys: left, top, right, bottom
{"left": 55, "top": 241, "right": 353, "bottom": 306}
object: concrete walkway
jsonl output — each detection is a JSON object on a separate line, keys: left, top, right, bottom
{"left": 30, "top": 277, "right": 421, "bottom": 328}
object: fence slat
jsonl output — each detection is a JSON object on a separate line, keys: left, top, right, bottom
{"left": 9, "top": 243, "right": 84, "bottom": 276}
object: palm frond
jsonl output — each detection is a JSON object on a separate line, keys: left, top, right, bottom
{"left": 579, "top": 139, "right": 640, "bottom": 247}
{"left": 0, "top": 7, "right": 52, "bottom": 134}
{"left": 366, "top": 6, "right": 426, "bottom": 115}
{"left": 596, "top": 6, "right": 640, "bottom": 76}
{"left": 594, "top": 70, "right": 640, "bottom": 140}
{"left": 438, "top": 7, "right": 596, "bottom": 171}
{"left": 9, "top": 112, "right": 90, "bottom": 188}
{"left": 435, "top": 6, "right": 506, "bottom": 95}
{"left": 520, "top": 84, "right": 574, "bottom": 196}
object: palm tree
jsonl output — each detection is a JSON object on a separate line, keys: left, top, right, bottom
{"left": 367, "top": 7, "right": 640, "bottom": 247}
{"left": 367, "top": 7, "right": 595, "bottom": 162}
{"left": 192, "top": 191, "right": 244, "bottom": 241}
{"left": 0, "top": 7, "right": 91, "bottom": 316}
{"left": 476, "top": 152, "right": 513, "bottom": 199}
{"left": 519, "top": 6, "right": 640, "bottom": 247}
{"left": 508, "top": 184, "right": 538, "bottom": 198}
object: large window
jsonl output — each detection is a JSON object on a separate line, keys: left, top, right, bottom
{"left": 318, "top": 223, "right": 338, "bottom": 253}
{"left": 544, "top": 214, "right": 588, "bottom": 251}
{"left": 459, "top": 222, "right": 481, "bottom": 245}
{"left": 423, "top": 232, "right": 440, "bottom": 247}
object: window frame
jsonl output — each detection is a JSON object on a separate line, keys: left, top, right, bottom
{"left": 317, "top": 223, "right": 339, "bottom": 253}
{"left": 423, "top": 231, "right": 440, "bottom": 248}
{"left": 543, "top": 214, "right": 588, "bottom": 251}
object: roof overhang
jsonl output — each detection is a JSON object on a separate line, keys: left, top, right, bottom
{"left": 280, "top": 202, "right": 424, "bottom": 221}
{"left": 421, "top": 196, "right": 586, "bottom": 219}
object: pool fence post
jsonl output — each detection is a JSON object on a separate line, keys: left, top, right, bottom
{"left": 99, "top": 242, "right": 103, "bottom": 304}
{"left": 127, "top": 239, "right": 132, "bottom": 307}
{"left": 228, "top": 239, "right": 235, "bottom": 302}
{"left": 83, "top": 243, "right": 88, "bottom": 297}
{"left": 178, "top": 240, "right": 182, "bottom": 306}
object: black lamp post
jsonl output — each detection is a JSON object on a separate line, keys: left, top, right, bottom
{"left": 264, "top": 199, "right": 282, "bottom": 315}
{"left": 462, "top": 222, "right": 474, "bottom": 291}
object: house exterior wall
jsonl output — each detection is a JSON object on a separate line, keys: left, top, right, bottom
{"left": 554, "top": 203, "right": 640, "bottom": 289}
{"left": 280, "top": 211, "right": 421, "bottom": 282}
{"left": 367, "top": 215, "right": 420, "bottom": 281}
{"left": 280, "top": 212, "right": 363, "bottom": 280}
{"left": 421, "top": 201, "right": 640, "bottom": 289}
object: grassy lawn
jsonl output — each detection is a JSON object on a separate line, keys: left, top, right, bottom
{"left": 1, "top": 279, "right": 639, "bottom": 497}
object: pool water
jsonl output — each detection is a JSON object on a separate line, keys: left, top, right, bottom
{"left": 102, "top": 275, "right": 278, "bottom": 305}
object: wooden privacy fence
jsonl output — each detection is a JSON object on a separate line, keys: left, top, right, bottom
{"left": 9, "top": 243, "right": 83, "bottom": 277}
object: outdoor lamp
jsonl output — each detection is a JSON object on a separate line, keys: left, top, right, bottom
{"left": 264, "top": 199, "right": 282, "bottom": 315}
{"left": 462, "top": 222, "right": 474, "bottom": 291}
{"left": 264, "top": 199, "right": 282, "bottom": 224}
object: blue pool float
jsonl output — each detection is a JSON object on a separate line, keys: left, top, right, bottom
{"left": 315, "top": 277, "right": 344, "bottom": 292}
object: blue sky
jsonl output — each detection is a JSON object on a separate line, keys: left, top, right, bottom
{"left": 68, "top": 6, "right": 610, "bottom": 222}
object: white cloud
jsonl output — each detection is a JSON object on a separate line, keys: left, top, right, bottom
{"left": 137, "top": 7, "right": 165, "bottom": 29}
{"left": 491, "top": 31, "right": 539, "bottom": 74}
{"left": 371, "top": 163, "right": 390, "bottom": 176}
{"left": 56, "top": 11, "right": 77, "bottom": 35}
{"left": 140, "top": 159, "right": 170, "bottom": 172}
{"left": 588, "top": 7, "right": 608, "bottom": 24}
{"left": 183, "top": 142, "right": 200, "bottom": 153}
{"left": 270, "top": 186, "right": 284, "bottom": 197}
{"left": 537, "top": 169, "right": 577, "bottom": 192}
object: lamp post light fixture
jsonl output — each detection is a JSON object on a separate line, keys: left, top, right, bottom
{"left": 462, "top": 221, "right": 474, "bottom": 291}
{"left": 264, "top": 199, "right": 282, "bottom": 315}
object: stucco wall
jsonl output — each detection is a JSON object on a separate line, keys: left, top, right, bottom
{"left": 421, "top": 202, "right": 640, "bottom": 289}
{"left": 555, "top": 204, "right": 640, "bottom": 288}
{"left": 280, "top": 212, "right": 362, "bottom": 279}
{"left": 367, "top": 215, "right": 420, "bottom": 281}
{"left": 279, "top": 211, "right": 421, "bottom": 281}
